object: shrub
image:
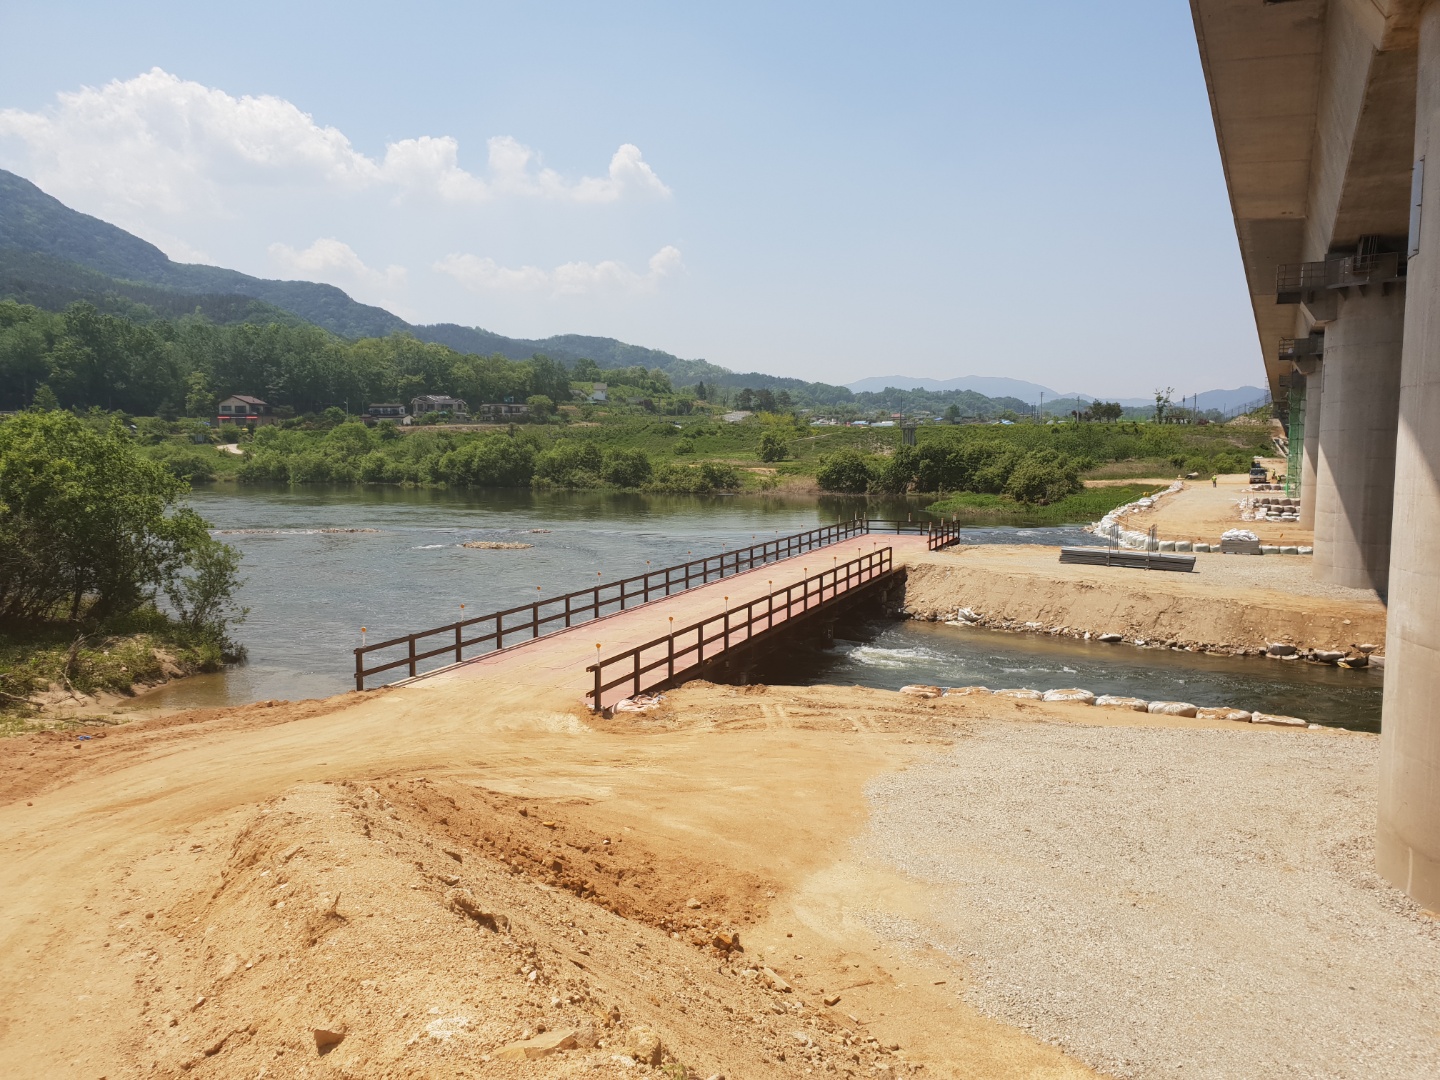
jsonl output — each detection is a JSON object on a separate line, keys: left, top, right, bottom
{"left": 1003, "top": 450, "right": 1083, "bottom": 505}
{"left": 601, "top": 448, "right": 653, "bottom": 488}
{"left": 816, "top": 449, "right": 874, "bottom": 493}
{"left": 534, "top": 440, "right": 604, "bottom": 487}
{"left": 439, "top": 436, "right": 536, "bottom": 487}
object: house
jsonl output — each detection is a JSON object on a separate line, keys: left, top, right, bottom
{"left": 475, "top": 402, "right": 530, "bottom": 420}
{"left": 215, "top": 394, "right": 274, "bottom": 425}
{"left": 589, "top": 383, "right": 608, "bottom": 402}
{"left": 366, "top": 403, "right": 407, "bottom": 423}
{"left": 410, "top": 395, "right": 468, "bottom": 417}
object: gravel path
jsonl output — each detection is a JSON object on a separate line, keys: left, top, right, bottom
{"left": 862, "top": 722, "right": 1440, "bottom": 1079}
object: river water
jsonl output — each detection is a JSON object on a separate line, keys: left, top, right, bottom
{"left": 130, "top": 485, "right": 1381, "bottom": 730}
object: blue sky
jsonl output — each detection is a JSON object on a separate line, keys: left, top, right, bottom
{"left": 0, "top": 1, "right": 1260, "bottom": 397}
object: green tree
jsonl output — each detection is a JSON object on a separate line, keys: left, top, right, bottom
{"left": 185, "top": 370, "right": 218, "bottom": 418}
{"left": 759, "top": 430, "right": 791, "bottom": 462}
{"left": 601, "top": 448, "right": 654, "bottom": 488}
{"left": 1003, "top": 450, "right": 1082, "bottom": 505}
{"left": 31, "top": 383, "right": 60, "bottom": 411}
{"left": 1154, "top": 387, "right": 1175, "bottom": 424}
{"left": 816, "top": 449, "right": 874, "bottom": 493}
{"left": 0, "top": 411, "right": 242, "bottom": 630}
{"left": 526, "top": 394, "right": 555, "bottom": 419}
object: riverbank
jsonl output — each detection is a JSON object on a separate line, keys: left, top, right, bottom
{"left": 0, "top": 616, "right": 234, "bottom": 734}
{"left": 2, "top": 676, "right": 1430, "bottom": 1079}
{"left": 897, "top": 543, "right": 1386, "bottom": 660}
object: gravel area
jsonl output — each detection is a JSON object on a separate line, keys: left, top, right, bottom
{"left": 862, "top": 722, "right": 1440, "bottom": 1080}
{"left": 1186, "top": 552, "right": 1383, "bottom": 605}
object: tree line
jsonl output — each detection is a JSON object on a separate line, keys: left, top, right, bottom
{"left": 0, "top": 301, "right": 590, "bottom": 417}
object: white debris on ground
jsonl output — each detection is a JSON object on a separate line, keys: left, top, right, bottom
{"left": 861, "top": 723, "right": 1440, "bottom": 1080}
{"left": 612, "top": 693, "right": 666, "bottom": 713}
{"left": 896, "top": 684, "right": 1310, "bottom": 727}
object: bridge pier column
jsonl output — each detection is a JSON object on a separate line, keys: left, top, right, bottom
{"left": 1379, "top": 0, "right": 1440, "bottom": 912}
{"left": 1298, "top": 363, "right": 1324, "bottom": 531}
{"left": 1312, "top": 287, "right": 1405, "bottom": 593}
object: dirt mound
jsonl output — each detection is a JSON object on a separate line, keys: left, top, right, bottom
{"left": 384, "top": 778, "right": 771, "bottom": 939}
{"left": 114, "top": 781, "right": 918, "bottom": 1078}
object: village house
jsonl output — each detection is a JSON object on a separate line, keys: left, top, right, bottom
{"left": 215, "top": 394, "right": 274, "bottom": 425}
{"left": 475, "top": 402, "right": 530, "bottom": 420}
{"left": 365, "top": 403, "right": 407, "bottom": 424}
{"left": 589, "top": 383, "right": 608, "bottom": 402}
{"left": 410, "top": 394, "right": 468, "bottom": 417}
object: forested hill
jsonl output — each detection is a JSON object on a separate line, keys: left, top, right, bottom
{"left": 0, "top": 169, "right": 407, "bottom": 340}
{"left": 0, "top": 168, "right": 1032, "bottom": 414}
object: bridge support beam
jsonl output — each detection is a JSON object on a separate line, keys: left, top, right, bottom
{"left": 1379, "top": 0, "right": 1440, "bottom": 913}
{"left": 1312, "top": 287, "right": 1405, "bottom": 593}
{"left": 1298, "top": 364, "right": 1324, "bottom": 531}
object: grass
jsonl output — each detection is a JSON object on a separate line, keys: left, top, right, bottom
{"left": 0, "top": 607, "right": 228, "bottom": 733}
{"left": 1081, "top": 458, "right": 1184, "bottom": 480}
{"left": 925, "top": 483, "right": 1167, "bottom": 526}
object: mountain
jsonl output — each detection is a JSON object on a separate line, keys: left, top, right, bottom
{"left": 846, "top": 373, "right": 1269, "bottom": 413}
{"left": 0, "top": 167, "right": 1264, "bottom": 416}
{"left": 0, "top": 169, "right": 407, "bottom": 340}
{"left": 846, "top": 374, "right": 1062, "bottom": 402}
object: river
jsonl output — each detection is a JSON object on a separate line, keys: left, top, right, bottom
{"left": 129, "top": 485, "right": 1381, "bottom": 730}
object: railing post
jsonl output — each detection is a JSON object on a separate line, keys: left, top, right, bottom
{"left": 565, "top": 594, "right": 572, "bottom": 627}
{"left": 633, "top": 650, "right": 641, "bottom": 697}
{"left": 355, "top": 649, "right": 364, "bottom": 692}
{"left": 455, "top": 623, "right": 462, "bottom": 663}
{"left": 497, "top": 614, "right": 504, "bottom": 650}
{"left": 668, "top": 633, "right": 675, "bottom": 680}
{"left": 532, "top": 602, "right": 540, "bottom": 638}
{"left": 408, "top": 635, "right": 417, "bottom": 678}
{"left": 592, "top": 664, "right": 602, "bottom": 712}
{"left": 724, "top": 606, "right": 730, "bottom": 650}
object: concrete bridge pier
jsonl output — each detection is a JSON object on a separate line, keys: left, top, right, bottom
{"left": 1379, "top": 0, "right": 1440, "bottom": 912}
{"left": 1312, "top": 288, "right": 1406, "bottom": 593}
{"left": 1297, "top": 363, "right": 1324, "bottom": 530}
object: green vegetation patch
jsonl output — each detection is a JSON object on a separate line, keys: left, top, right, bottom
{"left": 926, "top": 483, "right": 1167, "bottom": 525}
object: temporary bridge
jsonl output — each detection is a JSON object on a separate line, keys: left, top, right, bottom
{"left": 353, "top": 518, "right": 961, "bottom": 711}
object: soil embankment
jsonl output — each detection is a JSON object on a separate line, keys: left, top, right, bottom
{"left": 899, "top": 545, "right": 1386, "bottom": 657}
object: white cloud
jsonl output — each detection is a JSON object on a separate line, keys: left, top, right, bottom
{"left": 0, "top": 68, "right": 671, "bottom": 214}
{"left": 268, "top": 238, "right": 407, "bottom": 290}
{"left": 435, "top": 245, "right": 684, "bottom": 297}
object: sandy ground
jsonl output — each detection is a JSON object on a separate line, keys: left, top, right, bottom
{"left": 901, "top": 544, "right": 1386, "bottom": 655}
{"left": 2, "top": 660, "right": 1431, "bottom": 1079}
{"left": 1, "top": 676, "right": 1112, "bottom": 1080}
{"left": 1124, "top": 472, "right": 1311, "bottom": 547}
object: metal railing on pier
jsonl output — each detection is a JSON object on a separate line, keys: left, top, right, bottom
{"left": 585, "top": 547, "right": 896, "bottom": 710}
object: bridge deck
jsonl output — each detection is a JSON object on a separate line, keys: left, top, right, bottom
{"left": 420, "top": 533, "right": 929, "bottom": 706}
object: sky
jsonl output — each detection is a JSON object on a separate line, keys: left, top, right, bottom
{"left": 0, "top": 1, "right": 1262, "bottom": 397}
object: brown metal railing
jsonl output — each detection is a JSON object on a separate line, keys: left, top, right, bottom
{"left": 585, "top": 547, "right": 896, "bottom": 711}
{"left": 353, "top": 518, "right": 869, "bottom": 689}
{"left": 863, "top": 518, "right": 963, "bottom": 549}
